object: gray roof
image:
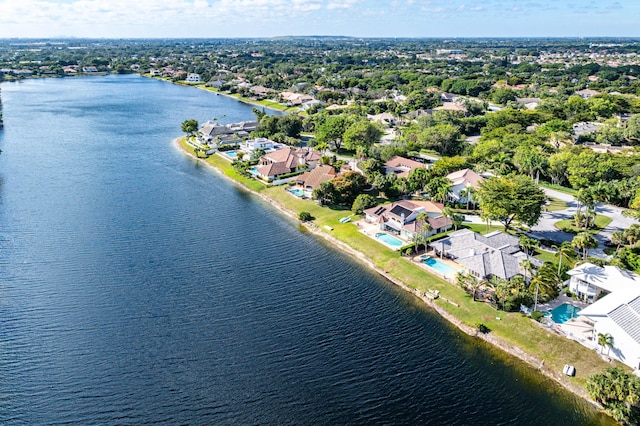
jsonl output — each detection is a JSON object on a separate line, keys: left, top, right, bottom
{"left": 429, "top": 229, "right": 542, "bottom": 280}
{"left": 608, "top": 296, "right": 640, "bottom": 345}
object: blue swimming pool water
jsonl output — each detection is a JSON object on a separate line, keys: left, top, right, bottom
{"left": 225, "top": 150, "right": 238, "bottom": 157}
{"left": 550, "top": 304, "right": 581, "bottom": 324}
{"left": 288, "top": 188, "right": 305, "bottom": 197}
{"left": 375, "top": 232, "right": 403, "bottom": 247}
{"left": 423, "top": 258, "right": 457, "bottom": 275}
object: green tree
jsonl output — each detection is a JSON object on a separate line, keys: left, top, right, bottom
{"left": 530, "top": 262, "right": 560, "bottom": 311}
{"left": 342, "top": 120, "right": 383, "bottom": 152}
{"left": 553, "top": 241, "right": 576, "bottom": 276}
{"left": 586, "top": 367, "right": 640, "bottom": 424}
{"left": 181, "top": 119, "right": 199, "bottom": 136}
{"left": 352, "top": 193, "right": 378, "bottom": 214}
{"left": 491, "top": 87, "right": 517, "bottom": 105}
{"left": 426, "top": 177, "right": 451, "bottom": 204}
{"left": 572, "top": 232, "right": 598, "bottom": 260}
{"left": 519, "top": 235, "right": 539, "bottom": 256}
{"left": 252, "top": 107, "right": 267, "bottom": 121}
{"left": 597, "top": 332, "right": 614, "bottom": 355}
{"left": 476, "top": 175, "right": 546, "bottom": 232}
{"left": 315, "top": 115, "right": 351, "bottom": 152}
{"left": 419, "top": 123, "right": 462, "bottom": 156}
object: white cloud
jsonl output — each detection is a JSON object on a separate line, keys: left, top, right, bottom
{"left": 327, "top": 0, "right": 362, "bottom": 10}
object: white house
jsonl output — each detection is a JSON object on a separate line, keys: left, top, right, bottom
{"left": 567, "top": 263, "right": 640, "bottom": 369}
{"left": 240, "top": 137, "right": 276, "bottom": 152}
{"left": 446, "top": 168, "right": 484, "bottom": 205}
{"left": 363, "top": 200, "right": 452, "bottom": 241}
{"left": 568, "top": 262, "right": 639, "bottom": 302}
{"left": 186, "top": 73, "right": 202, "bottom": 82}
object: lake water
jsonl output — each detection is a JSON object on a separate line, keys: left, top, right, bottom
{"left": 0, "top": 75, "right": 610, "bottom": 424}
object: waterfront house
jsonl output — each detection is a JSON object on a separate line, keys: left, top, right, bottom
{"left": 571, "top": 264, "right": 640, "bottom": 369}
{"left": 295, "top": 165, "right": 337, "bottom": 191}
{"left": 578, "top": 287, "right": 640, "bottom": 370}
{"left": 206, "top": 79, "right": 226, "bottom": 89}
{"left": 446, "top": 169, "right": 484, "bottom": 205}
{"left": 384, "top": 156, "right": 429, "bottom": 179}
{"left": 185, "top": 73, "right": 202, "bottom": 82}
{"left": 567, "top": 263, "right": 640, "bottom": 303}
{"left": 255, "top": 147, "right": 321, "bottom": 183}
{"left": 240, "top": 137, "right": 277, "bottom": 152}
{"left": 198, "top": 120, "right": 259, "bottom": 144}
{"left": 428, "top": 229, "right": 542, "bottom": 281}
{"left": 249, "top": 85, "right": 274, "bottom": 98}
{"left": 363, "top": 200, "right": 452, "bottom": 240}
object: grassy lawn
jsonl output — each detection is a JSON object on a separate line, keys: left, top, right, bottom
{"left": 555, "top": 215, "right": 613, "bottom": 234}
{"left": 534, "top": 248, "right": 557, "bottom": 264}
{"left": 540, "top": 182, "right": 579, "bottom": 197}
{"left": 179, "top": 139, "right": 613, "bottom": 391}
{"left": 462, "top": 222, "right": 504, "bottom": 235}
{"left": 546, "top": 196, "right": 568, "bottom": 212}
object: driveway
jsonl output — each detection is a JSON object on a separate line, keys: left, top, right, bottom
{"left": 463, "top": 187, "right": 637, "bottom": 258}
{"left": 530, "top": 187, "right": 638, "bottom": 258}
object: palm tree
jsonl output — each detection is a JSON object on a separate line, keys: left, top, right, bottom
{"left": 530, "top": 263, "right": 560, "bottom": 311}
{"left": 315, "top": 141, "right": 329, "bottom": 155}
{"left": 553, "top": 241, "right": 576, "bottom": 276}
{"left": 572, "top": 232, "right": 599, "bottom": 260}
{"left": 597, "top": 332, "right": 614, "bottom": 355}
{"left": 520, "top": 259, "right": 535, "bottom": 283}
{"left": 624, "top": 224, "right": 640, "bottom": 246}
{"left": 461, "top": 186, "right": 475, "bottom": 211}
{"left": 426, "top": 177, "right": 451, "bottom": 204}
{"left": 480, "top": 210, "right": 491, "bottom": 235}
{"left": 489, "top": 277, "right": 510, "bottom": 311}
{"left": 589, "top": 181, "right": 613, "bottom": 218}
{"left": 519, "top": 235, "right": 539, "bottom": 256}
{"left": 441, "top": 207, "right": 464, "bottom": 230}
{"left": 413, "top": 213, "right": 431, "bottom": 254}
{"left": 611, "top": 230, "right": 625, "bottom": 254}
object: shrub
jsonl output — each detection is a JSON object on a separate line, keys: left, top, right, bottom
{"left": 298, "top": 211, "right": 313, "bottom": 222}
{"left": 351, "top": 193, "right": 378, "bottom": 214}
{"left": 476, "top": 323, "right": 491, "bottom": 334}
{"left": 531, "top": 311, "right": 544, "bottom": 322}
{"left": 401, "top": 244, "right": 416, "bottom": 256}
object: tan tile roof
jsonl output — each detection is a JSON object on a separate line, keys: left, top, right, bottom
{"left": 446, "top": 168, "right": 484, "bottom": 189}
{"left": 408, "top": 199, "right": 445, "bottom": 214}
{"left": 297, "top": 165, "right": 336, "bottom": 190}
{"left": 385, "top": 156, "right": 425, "bottom": 170}
{"left": 257, "top": 162, "right": 291, "bottom": 177}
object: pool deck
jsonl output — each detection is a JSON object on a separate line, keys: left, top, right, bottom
{"left": 412, "top": 251, "right": 462, "bottom": 283}
{"left": 356, "top": 220, "right": 405, "bottom": 251}
{"left": 536, "top": 293, "right": 588, "bottom": 313}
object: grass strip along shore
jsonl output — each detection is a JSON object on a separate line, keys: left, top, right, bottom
{"left": 176, "top": 137, "right": 616, "bottom": 414}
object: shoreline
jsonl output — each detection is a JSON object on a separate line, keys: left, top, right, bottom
{"left": 143, "top": 75, "right": 295, "bottom": 113}
{"left": 174, "top": 137, "right": 603, "bottom": 413}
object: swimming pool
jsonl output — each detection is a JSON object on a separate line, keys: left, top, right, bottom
{"left": 288, "top": 188, "right": 305, "bottom": 197}
{"left": 423, "top": 257, "right": 457, "bottom": 275}
{"left": 375, "top": 232, "right": 404, "bottom": 248}
{"left": 548, "top": 303, "right": 581, "bottom": 324}
{"left": 225, "top": 150, "right": 238, "bottom": 157}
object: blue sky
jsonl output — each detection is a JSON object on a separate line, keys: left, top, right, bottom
{"left": 0, "top": 0, "right": 638, "bottom": 38}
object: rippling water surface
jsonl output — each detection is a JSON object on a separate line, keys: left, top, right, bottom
{"left": 0, "top": 75, "right": 611, "bottom": 425}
